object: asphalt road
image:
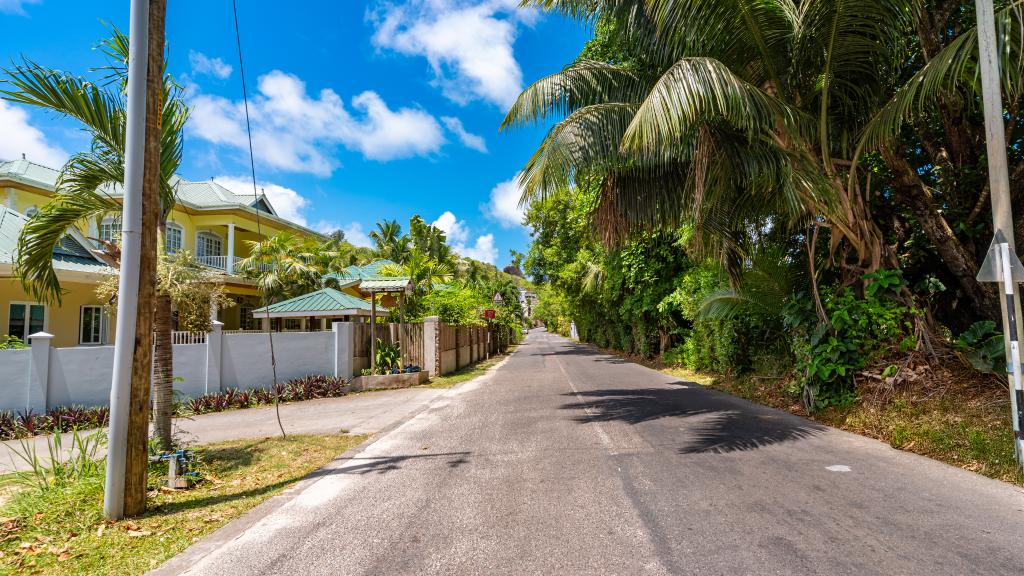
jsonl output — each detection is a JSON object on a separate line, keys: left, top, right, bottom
{"left": 159, "top": 329, "right": 1024, "bottom": 576}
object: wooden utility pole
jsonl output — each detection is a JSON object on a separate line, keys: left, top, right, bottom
{"left": 104, "top": 0, "right": 166, "bottom": 519}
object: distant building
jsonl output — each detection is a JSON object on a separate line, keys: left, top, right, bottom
{"left": 518, "top": 287, "right": 537, "bottom": 318}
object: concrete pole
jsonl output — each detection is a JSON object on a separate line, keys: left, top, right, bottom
{"left": 976, "top": 0, "right": 1024, "bottom": 468}
{"left": 104, "top": 0, "right": 163, "bottom": 520}
{"left": 226, "top": 222, "right": 235, "bottom": 274}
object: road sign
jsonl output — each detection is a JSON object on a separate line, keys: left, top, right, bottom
{"left": 483, "top": 309, "right": 496, "bottom": 319}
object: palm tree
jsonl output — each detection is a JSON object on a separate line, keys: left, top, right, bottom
{"left": 1, "top": 31, "right": 187, "bottom": 450}
{"left": 238, "top": 233, "right": 335, "bottom": 302}
{"left": 506, "top": 1, "right": 908, "bottom": 275}
{"left": 510, "top": 0, "right": 1024, "bottom": 320}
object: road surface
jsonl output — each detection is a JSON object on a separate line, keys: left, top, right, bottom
{"left": 157, "top": 330, "right": 1024, "bottom": 576}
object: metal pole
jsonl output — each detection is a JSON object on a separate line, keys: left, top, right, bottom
{"left": 975, "top": 0, "right": 1024, "bottom": 469}
{"left": 104, "top": 0, "right": 149, "bottom": 519}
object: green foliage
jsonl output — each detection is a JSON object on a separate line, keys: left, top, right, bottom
{"left": 10, "top": 428, "right": 106, "bottom": 492}
{"left": 0, "top": 335, "right": 27, "bottom": 349}
{"left": 421, "top": 286, "right": 488, "bottom": 326}
{"left": 954, "top": 321, "right": 1006, "bottom": 375}
{"left": 375, "top": 339, "right": 402, "bottom": 373}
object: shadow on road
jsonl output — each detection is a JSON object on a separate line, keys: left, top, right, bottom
{"left": 562, "top": 384, "right": 825, "bottom": 454}
{"left": 538, "top": 347, "right": 631, "bottom": 364}
{"left": 314, "top": 451, "right": 473, "bottom": 476}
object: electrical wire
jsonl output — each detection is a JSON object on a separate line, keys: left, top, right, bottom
{"left": 231, "top": 0, "right": 285, "bottom": 438}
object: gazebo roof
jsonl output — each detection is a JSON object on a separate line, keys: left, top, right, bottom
{"left": 252, "top": 288, "right": 387, "bottom": 318}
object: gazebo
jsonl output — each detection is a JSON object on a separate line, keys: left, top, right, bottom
{"left": 251, "top": 288, "right": 386, "bottom": 331}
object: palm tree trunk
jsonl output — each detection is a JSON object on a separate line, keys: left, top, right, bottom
{"left": 152, "top": 291, "right": 174, "bottom": 451}
{"left": 883, "top": 149, "right": 1000, "bottom": 321}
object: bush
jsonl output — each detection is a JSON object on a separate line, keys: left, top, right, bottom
{"left": 182, "top": 375, "right": 350, "bottom": 416}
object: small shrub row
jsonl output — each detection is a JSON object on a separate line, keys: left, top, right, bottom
{"left": 0, "top": 405, "right": 111, "bottom": 441}
{"left": 182, "top": 375, "right": 349, "bottom": 415}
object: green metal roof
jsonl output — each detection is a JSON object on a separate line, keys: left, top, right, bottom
{"left": 0, "top": 158, "right": 323, "bottom": 237}
{"left": 0, "top": 205, "right": 115, "bottom": 275}
{"left": 252, "top": 288, "right": 387, "bottom": 315}
{"left": 360, "top": 278, "right": 412, "bottom": 291}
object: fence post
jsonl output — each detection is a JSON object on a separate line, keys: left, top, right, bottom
{"left": 27, "top": 332, "right": 52, "bottom": 412}
{"left": 333, "top": 321, "right": 354, "bottom": 380}
{"left": 205, "top": 321, "right": 223, "bottom": 395}
{"left": 423, "top": 316, "right": 440, "bottom": 377}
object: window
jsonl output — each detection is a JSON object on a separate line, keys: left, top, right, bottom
{"left": 196, "top": 232, "right": 222, "bottom": 259}
{"left": 165, "top": 223, "right": 183, "bottom": 254}
{"left": 99, "top": 216, "right": 121, "bottom": 244}
{"left": 240, "top": 304, "right": 256, "bottom": 330}
{"left": 7, "top": 303, "right": 46, "bottom": 342}
{"left": 80, "top": 306, "right": 108, "bottom": 345}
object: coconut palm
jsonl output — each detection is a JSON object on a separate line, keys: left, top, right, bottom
{"left": 1, "top": 31, "right": 187, "bottom": 450}
{"left": 511, "top": 0, "right": 1024, "bottom": 319}
{"left": 506, "top": 0, "right": 913, "bottom": 283}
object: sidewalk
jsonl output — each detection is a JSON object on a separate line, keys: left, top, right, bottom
{"left": 0, "top": 387, "right": 446, "bottom": 473}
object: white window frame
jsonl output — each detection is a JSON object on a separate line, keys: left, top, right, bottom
{"left": 98, "top": 215, "right": 122, "bottom": 244}
{"left": 195, "top": 231, "right": 223, "bottom": 259}
{"left": 165, "top": 222, "right": 184, "bottom": 254}
{"left": 79, "top": 305, "right": 108, "bottom": 345}
{"left": 7, "top": 301, "right": 48, "bottom": 342}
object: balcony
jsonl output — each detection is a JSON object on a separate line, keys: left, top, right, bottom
{"left": 196, "top": 255, "right": 239, "bottom": 271}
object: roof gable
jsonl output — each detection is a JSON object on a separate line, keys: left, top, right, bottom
{"left": 253, "top": 288, "right": 387, "bottom": 314}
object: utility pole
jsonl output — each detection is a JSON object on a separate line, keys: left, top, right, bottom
{"left": 104, "top": 0, "right": 166, "bottom": 519}
{"left": 974, "top": 0, "right": 1024, "bottom": 471}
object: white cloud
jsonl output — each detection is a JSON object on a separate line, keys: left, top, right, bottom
{"left": 0, "top": 101, "right": 68, "bottom": 166}
{"left": 213, "top": 176, "right": 310, "bottom": 226}
{"left": 431, "top": 210, "right": 469, "bottom": 243}
{"left": 188, "top": 70, "right": 446, "bottom": 176}
{"left": 485, "top": 175, "right": 526, "bottom": 228}
{"left": 0, "top": 0, "right": 40, "bottom": 15}
{"left": 441, "top": 116, "right": 487, "bottom": 152}
{"left": 189, "top": 51, "right": 233, "bottom": 80}
{"left": 455, "top": 233, "right": 497, "bottom": 264}
{"left": 342, "top": 222, "right": 374, "bottom": 247}
{"left": 370, "top": 0, "right": 532, "bottom": 108}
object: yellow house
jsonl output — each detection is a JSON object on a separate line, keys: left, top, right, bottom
{"left": 0, "top": 157, "right": 323, "bottom": 345}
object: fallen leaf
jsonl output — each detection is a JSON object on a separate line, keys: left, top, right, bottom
{"left": 96, "top": 525, "right": 105, "bottom": 538}
{"left": 34, "top": 535, "right": 51, "bottom": 543}
{"left": 126, "top": 530, "right": 152, "bottom": 538}
{"left": 57, "top": 552, "right": 72, "bottom": 562}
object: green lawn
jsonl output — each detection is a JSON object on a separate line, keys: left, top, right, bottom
{"left": 0, "top": 433, "right": 367, "bottom": 575}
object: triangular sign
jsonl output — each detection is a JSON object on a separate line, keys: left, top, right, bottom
{"left": 977, "top": 230, "right": 1024, "bottom": 283}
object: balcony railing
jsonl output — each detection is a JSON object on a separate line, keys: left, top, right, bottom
{"left": 196, "top": 255, "right": 273, "bottom": 274}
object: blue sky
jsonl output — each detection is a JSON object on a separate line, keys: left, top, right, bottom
{"left": 0, "top": 0, "right": 590, "bottom": 266}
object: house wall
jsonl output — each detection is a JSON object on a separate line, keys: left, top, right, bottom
{"left": 0, "top": 277, "right": 114, "bottom": 348}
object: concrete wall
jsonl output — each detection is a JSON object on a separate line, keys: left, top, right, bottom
{"left": 0, "top": 348, "right": 29, "bottom": 411}
{"left": 48, "top": 345, "right": 115, "bottom": 408}
{"left": 221, "top": 331, "right": 334, "bottom": 390}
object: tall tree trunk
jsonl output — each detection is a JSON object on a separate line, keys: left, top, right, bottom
{"left": 883, "top": 149, "right": 1000, "bottom": 320}
{"left": 152, "top": 290, "right": 174, "bottom": 452}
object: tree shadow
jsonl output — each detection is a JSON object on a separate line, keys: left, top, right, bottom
{"left": 561, "top": 383, "right": 825, "bottom": 454}
{"left": 311, "top": 451, "right": 473, "bottom": 476}
{"left": 539, "top": 347, "right": 631, "bottom": 364}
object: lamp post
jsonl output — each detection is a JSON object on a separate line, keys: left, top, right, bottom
{"left": 974, "top": 0, "right": 1024, "bottom": 471}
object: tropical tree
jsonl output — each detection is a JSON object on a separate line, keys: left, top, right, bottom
{"left": 507, "top": 0, "right": 1024, "bottom": 323}
{"left": 238, "top": 233, "right": 342, "bottom": 302}
{"left": 1, "top": 30, "right": 187, "bottom": 450}
{"left": 369, "top": 219, "right": 411, "bottom": 263}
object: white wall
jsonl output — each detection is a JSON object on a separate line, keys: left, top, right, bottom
{"left": 221, "top": 332, "right": 334, "bottom": 390}
{"left": 0, "top": 349, "right": 30, "bottom": 411}
{"left": 173, "top": 344, "right": 207, "bottom": 398}
{"left": 48, "top": 345, "right": 116, "bottom": 408}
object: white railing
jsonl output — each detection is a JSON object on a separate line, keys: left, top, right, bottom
{"left": 172, "top": 331, "right": 207, "bottom": 345}
{"left": 196, "top": 255, "right": 234, "bottom": 270}
{"left": 224, "top": 329, "right": 265, "bottom": 335}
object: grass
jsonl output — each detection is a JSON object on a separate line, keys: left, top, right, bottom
{"left": 422, "top": 346, "right": 517, "bottom": 389}
{"left": 662, "top": 365, "right": 1024, "bottom": 487}
{"left": 0, "top": 433, "right": 367, "bottom": 575}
